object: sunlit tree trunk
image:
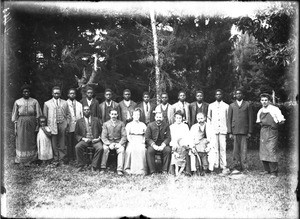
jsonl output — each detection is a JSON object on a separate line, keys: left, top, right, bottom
{"left": 150, "top": 9, "right": 160, "bottom": 105}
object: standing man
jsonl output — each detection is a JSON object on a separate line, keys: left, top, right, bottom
{"left": 74, "top": 106, "right": 104, "bottom": 172}
{"left": 43, "top": 86, "right": 70, "bottom": 166}
{"left": 80, "top": 86, "right": 101, "bottom": 119}
{"left": 101, "top": 109, "right": 127, "bottom": 175}
{"left": 137, "top": 91, "right": 156, "bottom": 125}
{"left": 99, "top": 88, "right": 120, "bottom": 124}
{"left": 172, "top": 91, "right": 190, "bottom": 127}
{"left": 118, "top": 89, "right": 137, "bottom": 125}
{"left": 228, "top": 88, "right": 253, "bottom": 173}
{"left": 189, "top": 90, "right": 209, "bottom": 125}
{"left": 154, "top": 92, "right": 173, "bottom": 125}
{"left": 207, "top": 89, "right": 229, "bottom": 174}
{"left": 145, "top": 112, "right": 171, "bottom": 175}
{"left": 66, "top": 88, "right": 83, "bottom": 163}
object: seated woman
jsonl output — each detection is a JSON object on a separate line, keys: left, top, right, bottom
{"left": 169, "top": 110, "right": 190, "bottom": 175}
{"left": 124, "top": 108, "right": 147, "bottom": 175}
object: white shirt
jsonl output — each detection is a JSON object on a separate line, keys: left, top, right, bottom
{"left": 197, "top": 102, "right": 203, "bottom": 108}
{"left": 84, "top": 116, "right": 91, "bottom": 125}
{"left": 124, "top": 100, "right": 131, "bottom": 107}
{"left": 87, "top": 99, "right": 92, "bottom": 107}
{"left": 237, "top": 100, "right": 243, "bottom": 107}
{"left": 143, "top": 102, "right": 150, "bottom": 113}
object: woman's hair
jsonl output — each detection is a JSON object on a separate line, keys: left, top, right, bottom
{"left": 133, "top": 107, "right": 142, "bottom": 115}
{"left": 260, "top": 93, "right": 271, "bottom": 100}
{"left": 174, "top": 110, "right": 183, "bottom": 117}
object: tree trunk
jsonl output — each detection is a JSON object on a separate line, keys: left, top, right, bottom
{"left": 150, "top": 9, "right": 160, "bottom": 105}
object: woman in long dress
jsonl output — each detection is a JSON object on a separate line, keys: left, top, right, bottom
{"left": 256, "top": 93, "right": 285, "bottom": 178}
{"left": 11, "top": 84, "right": 42, "bottom": 166}
{"left": 124, "top": 108, "right": 147, "bottom": 175}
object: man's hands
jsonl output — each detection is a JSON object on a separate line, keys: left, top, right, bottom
{"left": 152, "top": 142, "right": 166, "bottom": 151}
{"left": 109, "top": 143, "right": 122, "bottom": 150}
{"left": 82, "top": 137, "right": 91, "bottom": 143}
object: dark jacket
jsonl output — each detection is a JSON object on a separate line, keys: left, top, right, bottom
{"left": 99, "top": 100, "right": 120, "bottom": 124}
{"left": 75, "top": 117, "right": 102, "bottom": 142}
{"left": 228, "top": 100, "right": 253, "bottom": 134}
{"left": 80, "top": 98, "right": 101, "bottom": 119}
{"left": 145, "top": 121, "right": 171, "bottom": 147}
{"left": 189, "top": 101, "right": 209, "bottom": 125}
{"left": 136, "top": 102, "right": 156, "bottom": 125}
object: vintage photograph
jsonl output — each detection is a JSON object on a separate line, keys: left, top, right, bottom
{"left": 1, "top": 1, "right": 298, "bottom": 218}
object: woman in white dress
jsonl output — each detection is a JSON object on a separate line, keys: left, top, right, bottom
{"left": 124, "top": 108, "right": 147, "bottom": 175}
{"left": 169, "top": 110, "right": 190, "bottom": 175}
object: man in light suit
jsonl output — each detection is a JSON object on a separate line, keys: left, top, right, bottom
{"left": 75, "top": 105, "right": 103, "bottom": 172}
{"left": 80, "top": 86, "right": 101, "bottom": 119}
{"left": 101, "top": 108, "right": 127, "bottom": 175}
{"left": 118, "top": 89, "right": 137, "bottom": 125}
{"left": 189, "top": 90, "right": 209, "bottom": 125}
{"left": 172, "top": 90, "right": 190, "bottom": 127}
{"left": 137, "top": 91, "right": 156, "bottom": 125}
{"left": 207, "top": 89, "right": 229, "bottom": 174}
{"left": 43, "top": 86, "right": 70, "bottom": 166}
{"left": 99, "top": 88, "right": 120, "bottom": 124}
{"left": 145, "top": 112, "right": 171, "bottom": 175}
{"left": 228, "top": 88, "right": 253, "bottom": 173}
{"left": 154, "top": 92, "right": 173, "bottom": 125}
{"left": 66, "top": 88, "right": 83, "bottom": 163}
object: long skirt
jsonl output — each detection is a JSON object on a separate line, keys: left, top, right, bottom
{"left": 125, "top": 135, "right": 147, "bottom": 175}
{"left": 15, "top": 116, "right": 37, "bottom": 163}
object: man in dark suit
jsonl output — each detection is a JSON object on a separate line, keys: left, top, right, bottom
{"left": 228, "top": 88, "right": 253, "bottom": 173}
{"left": 189, "top": 90, "right": 209, "bottom": 125}
{"left": 80, "top": 86, "right": 101, "bottom": 119}
{"left": 99, "top": 88, "right": 120, "bottom": 124}
{"left": 137, "top": 91, "right": 156, "bottom": 125}
{"left": 145, "top": 112, "right": 171, "bottom": 175}
{"left": 75, "top": 105, "right": 104, "bottom": 172}
{"left": 118, "top": 89, "right": 137, "bottom": 125}
{"left": 101, "top": 108, "right": 127, "bottom": 175}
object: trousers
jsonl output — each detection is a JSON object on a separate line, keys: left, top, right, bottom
{"left": 102, "top": 144, "right": 125, "bottom": 171}
{"left": 75, "top": 141, "right": 104, "bottom": 169}
{"left": 51, "top": 121, "right": 67, "bottom": 162}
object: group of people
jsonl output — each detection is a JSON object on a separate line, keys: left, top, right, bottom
{"left": 11, "top": 84, "right": 285, "bottom": 177}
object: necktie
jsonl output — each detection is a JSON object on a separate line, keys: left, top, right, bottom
{"left": 182, "top": 102, "right": 186, "bottom": 119}
{"left": 73, "top": 101, "right": 76, "bottom": 117}
{"left": 146, "top": 103, "right": 149, "bottom": 112}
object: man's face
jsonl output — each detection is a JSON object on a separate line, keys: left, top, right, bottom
{"left": 83, "top": 106, "right": 91, "bottom": 117}
{"left": 109, "top": 110, "right": 118, "bottom": 120}
{"left": 196, "top": 92, "right": 204, "bottom": 103}
{"left": 105, "top": 91, "right": 112, "bottom": 101}
{"left": 155, "top": 113, "right": 163, "bottom": 125}
{"left": 22, "top": 89, "right": 30, "bottom": 99}
{"left": 86, "top": 90, "right": 93, "bottom": 99}
{"left": 260, "top": 97, "right": 269, "bottom": 108}
{"left": 123, "top": 91, "right": 131, "bottom": 101}
{"left": 235, "top": 90, "right": 243, "bottom": 101}
{"left": 178, "top": 92, "right": 186, "bottom": 102}
{"left": 52, "top": 89, "right": 61, "bottom": 99}
{"left": 161, "top": 94, "right": 168, "bottom": 104}
{"left": 68, "top": 90, "right": 76, "bottom": 100}
{"left": 196, "top": 114, "right": 206, "bottom": 123}
{"left": 215, "top": 91, "right": 222, "bottom": 102}
{"left": 143, "top": 94, "right": 150, "bottom": 103}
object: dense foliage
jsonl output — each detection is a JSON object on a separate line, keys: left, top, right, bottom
{"left": 3, "top": 3, "right": 297, "bottom": 109}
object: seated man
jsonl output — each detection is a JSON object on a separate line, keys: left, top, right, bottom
{"left": 75, "top": 105, "right": 104, "bottom": 172}
{"left": 145, "top": 112, "right": 171, "bottom": 175}
{"left": 101, "top": 108, "right": 127, "bottom": 175}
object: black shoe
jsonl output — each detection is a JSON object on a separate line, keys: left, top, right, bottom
{"left": 206, "top": 169, "right": 211, "bottom": 174}
{"left": 200, "top": 171, "right": 205, "bottom": 176}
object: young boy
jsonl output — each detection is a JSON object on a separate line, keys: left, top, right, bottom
{"left": 189, "top": 112, "right": 211, "bottom": 176}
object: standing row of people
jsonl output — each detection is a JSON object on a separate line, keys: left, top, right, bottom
{"left": 12, "top": 85, "right": 285, "bottom": 177}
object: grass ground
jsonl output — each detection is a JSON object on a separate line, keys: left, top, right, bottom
{"left": 1, "top": 123, "right": 298, "bottom": 218}
{"left": 2, "top": 148, "right": 298, "bottom": 218}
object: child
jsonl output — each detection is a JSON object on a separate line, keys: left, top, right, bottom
{"left": 189, "top": 112, "right": 211, "bottom": 176}
{"left": 37, "top": 116, "right": 53, "bottom": 165}
{"left": 172, "top": 138, "right": 189, "bottom": 176}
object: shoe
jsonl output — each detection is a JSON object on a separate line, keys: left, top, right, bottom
{"left": 259, "top": 171, "right": 270, "bottom": 175}
{"left": 200, "top": 171, "right": 205, "bottom": 176}
{"left": 99, "top": 169, "right": 106, "bottom": 174}
{"left": 76, "top": 166, "right": 84, "bottom": 172}
{"left": 243, "top": 169, "right": 250, "bottom": 174}
{"left": 162, "top": 171, "right": 168, "bottom": 175}
{"left": 117, "top": 171, "right": 123, "bottom": 176}
{"left": 206, "top": 169, "right": 211, "bottom": 174}
{"left": 91, "top": 167, "right": 98, "bottom": 172}
{"left": 270, "top": 174, "right": 278, "bottom": 178}
{"left": 231, "top": 169, "right": 241, "bottom": 175}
